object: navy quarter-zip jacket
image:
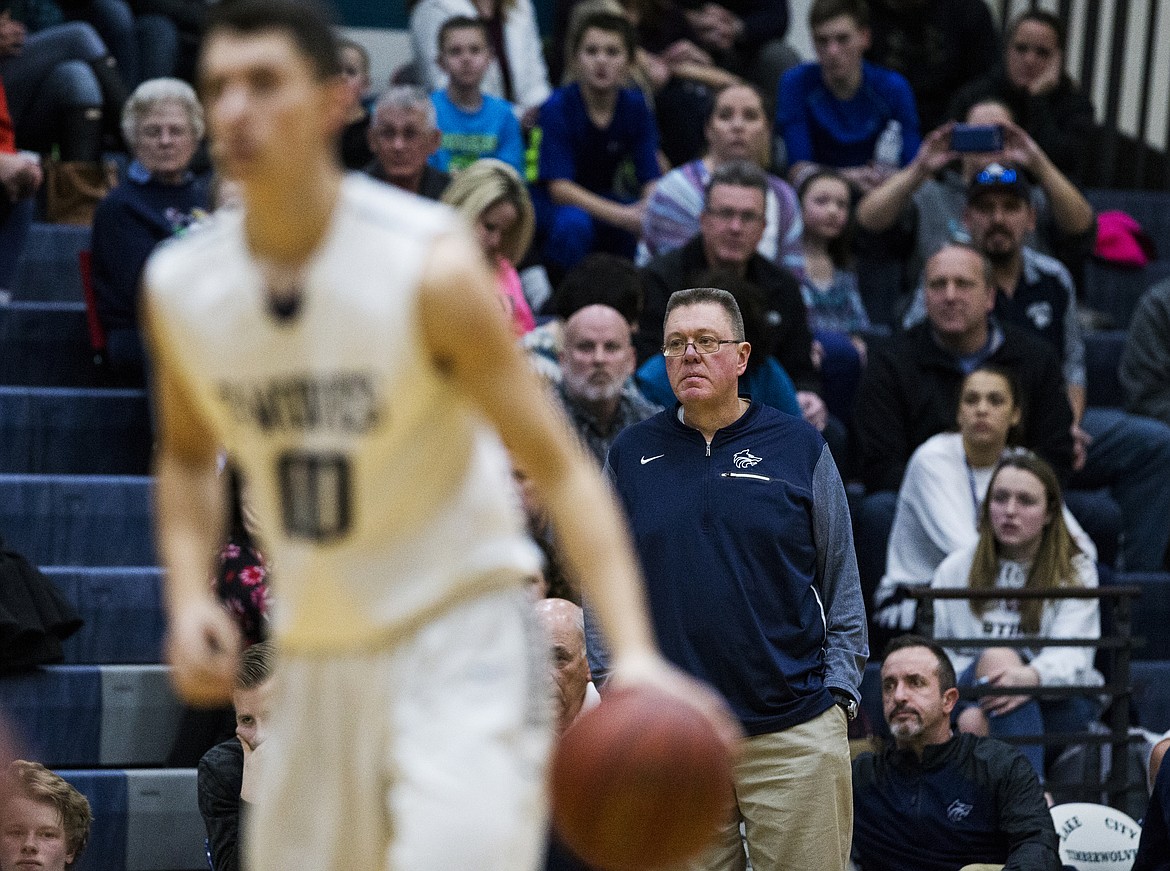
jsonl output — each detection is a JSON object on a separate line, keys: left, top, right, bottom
{"left": 606, "top": 400, "right": 868, "bottom": 735}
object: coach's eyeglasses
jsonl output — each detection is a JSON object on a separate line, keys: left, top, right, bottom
{"left": 662, "top": 335, "right": 740, "bottom": 357}
{"left": 974, "top": 165, "right": 1018, "bottom": 186}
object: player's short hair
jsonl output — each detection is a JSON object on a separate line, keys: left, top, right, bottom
{"left": 438, "top": 15, "right": 490, "bottom": 53}
{"left": 664, "top": 287, "right": 746, "bottom": 343}
{"left": 205, "top": 0, "right": 342, "bottom": 81}
{"left": 809, "top": 0, "right": 869, "bottom": 30}
{"left": 553, "top": 254, "right": 643, "bottom": 325}
{"left": 1, "top": 760, "right": 93, "bottom": 862}
{"left": 704, "top": 159, "right": 769, "bottom": 205}
{"left": 568, "top": 10, "right": 637, "bottom": 61}
{"left": 237, "top": 640, "right": 275, "bottom": 690}
{"left": 122, "top": 77, "right": 204, "bottom": 148}
{"left": 372, "top": 85, "right": 437, "bottom": 131}
{"left": 883, "top": 635, "right": 958, "bottom": 693}
{"left": 337, "top": 37, "right": 369, "bottom": 76}
{"left": 441, "top": 159, "right": 534, "bottom": 266}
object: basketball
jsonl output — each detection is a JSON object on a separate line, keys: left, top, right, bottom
{"left": 550, "top": 686, "right": 735, "bottom": 871}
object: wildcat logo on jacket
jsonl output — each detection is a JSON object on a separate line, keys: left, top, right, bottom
{"left": 1026, "top": 301, "right": 1053, "bottom": 330}
{"left": 733, "top": 449, "right": 762, "bottom": 468}
{"left": 947, "top": 800, "right": 973, "bottom": 823}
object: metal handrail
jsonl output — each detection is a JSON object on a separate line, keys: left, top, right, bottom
{"left": 905, "top": 584, "right": 1141, "bottom": 809}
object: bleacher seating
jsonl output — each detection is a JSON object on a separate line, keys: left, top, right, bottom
{"left": 11, "top": 224, "right": 90, "bottom": 303}
{"left": 1132, "top": 661, "right": 1170, "bottom": 734}
{"left": 45, "top": 567, "right": 165, "bottom": 664}
{"left": 61, "top": 769, "right": 206, "bottom": 871}
{"left": 0, "top": 387, "right": 151, "bottom": 474}
{"left": 0, "top": 474, "right": 156, "bottom": 566}
{"left": 0, "top": 302, "right": 98, "bottom": 387}
{"left": 0, "top": 170, "right": 1166, "bottom": 867}
{"left": 1101, "top": 571, "right": 1170, "bottom": 661}
{"left": 1084, "top": 330, "right": 1129, "bottom": 409}
{"left": 0, "top": 664, "right": 183, "bottom": 767}
{"left": 1084, "top": 260, "right": 1170, "bottom": 329}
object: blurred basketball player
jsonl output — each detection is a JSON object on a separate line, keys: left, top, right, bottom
{"left": 142, "top": 2, "right": 732, "bottom": 870}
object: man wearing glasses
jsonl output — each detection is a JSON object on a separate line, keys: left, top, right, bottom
{"left": 638, "top": 160, "right": 830, "bottom": 434}
{"left": 601, "top": 286, "right": 868, "bottom": 871}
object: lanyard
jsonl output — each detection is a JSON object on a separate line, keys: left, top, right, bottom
{"left": 964, "top": 457, "right": 981, "bottom": 529}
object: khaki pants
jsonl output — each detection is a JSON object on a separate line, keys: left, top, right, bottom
{"left": 685, "top": 704, "right": 852, "bottom": 871}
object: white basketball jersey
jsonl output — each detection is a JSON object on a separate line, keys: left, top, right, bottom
{"left": 145, "top": 174, "right": 541, "bottom": 651}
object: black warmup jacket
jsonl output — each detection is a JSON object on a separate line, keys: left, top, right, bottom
{"left": 852, "top": 733, "right": 1061, "bottom": 871}
{"left": 852, "top": 319, "right": 1073, "bottom": 493}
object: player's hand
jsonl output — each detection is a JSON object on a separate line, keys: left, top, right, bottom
{"left": 797, "top": 390, "right": 828, "bottom": 431}
{"left": 609, "top": 651, "right": 743, "bottom": 753}
{"left": 979, "top": 665, "right": 1039, "bottom": 716}
{"left": 166, "top": 599, "right": 242, "bottom": 707}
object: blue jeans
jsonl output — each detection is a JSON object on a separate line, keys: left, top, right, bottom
{"left": 531, "top": 187, "right": 637, "bottom": 273}
{"left": 69, "top": 0, "right": 178, "bottom": 86}
{"left": 814, "top": 329, "right": 862, "bottom": 425}
{"left": 958, "top": 661, "right": 1100, "bottom": 780}
{"left": 0, "top": 22, "right": 105, "bottom": 159}
{"left": 1073, "top": 407, "right": 1170, "bottom": 570}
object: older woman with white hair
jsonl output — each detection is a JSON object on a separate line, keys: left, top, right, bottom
{"left": 92, "top": 76, "right": 209, "bottom": 373}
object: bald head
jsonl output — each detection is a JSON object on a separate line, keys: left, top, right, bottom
{"left": 534, "top": 598, "right": 592, "bottom": 733}
{"left": 560, "top": 304, "right": 635, "bottom": 406}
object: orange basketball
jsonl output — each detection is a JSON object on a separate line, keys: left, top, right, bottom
{"left": 549, "top": 686, "right": 735, "bottom": 871}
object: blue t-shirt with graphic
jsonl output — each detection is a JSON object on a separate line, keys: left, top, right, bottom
{"left": 429, "top": 90, "right": 524, "bottom": 174}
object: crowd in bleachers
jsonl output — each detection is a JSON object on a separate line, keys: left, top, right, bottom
{"left": 2, "top": 0, "right": 1170, "bottom": 867}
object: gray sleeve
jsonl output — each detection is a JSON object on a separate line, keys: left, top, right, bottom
{"left": 811, "top": 444, "right": 869, "bottom": 701}
{"left": 584, "top": 454, "right": 620, "bottom": 684}
{"left": 1062, "top": 272, "right": 1086, "bottom": 388}
{"left": 1120, "top": 284, "right": 1170, "bottom": 423}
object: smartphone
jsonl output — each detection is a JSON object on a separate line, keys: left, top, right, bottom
{"left": 950, "top": 124, "right": 1004, "bottom": 153}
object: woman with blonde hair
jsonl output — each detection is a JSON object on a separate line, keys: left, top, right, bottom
{"left": 932, "top": 449, "right": 1102, "bottom": 778}
{"left": 441, "top": 158, "right": 536, "bottom": 334}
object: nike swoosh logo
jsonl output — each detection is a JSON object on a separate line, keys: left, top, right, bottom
{"left": 640, "top": 454, "right": 664, "bottom": 465}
